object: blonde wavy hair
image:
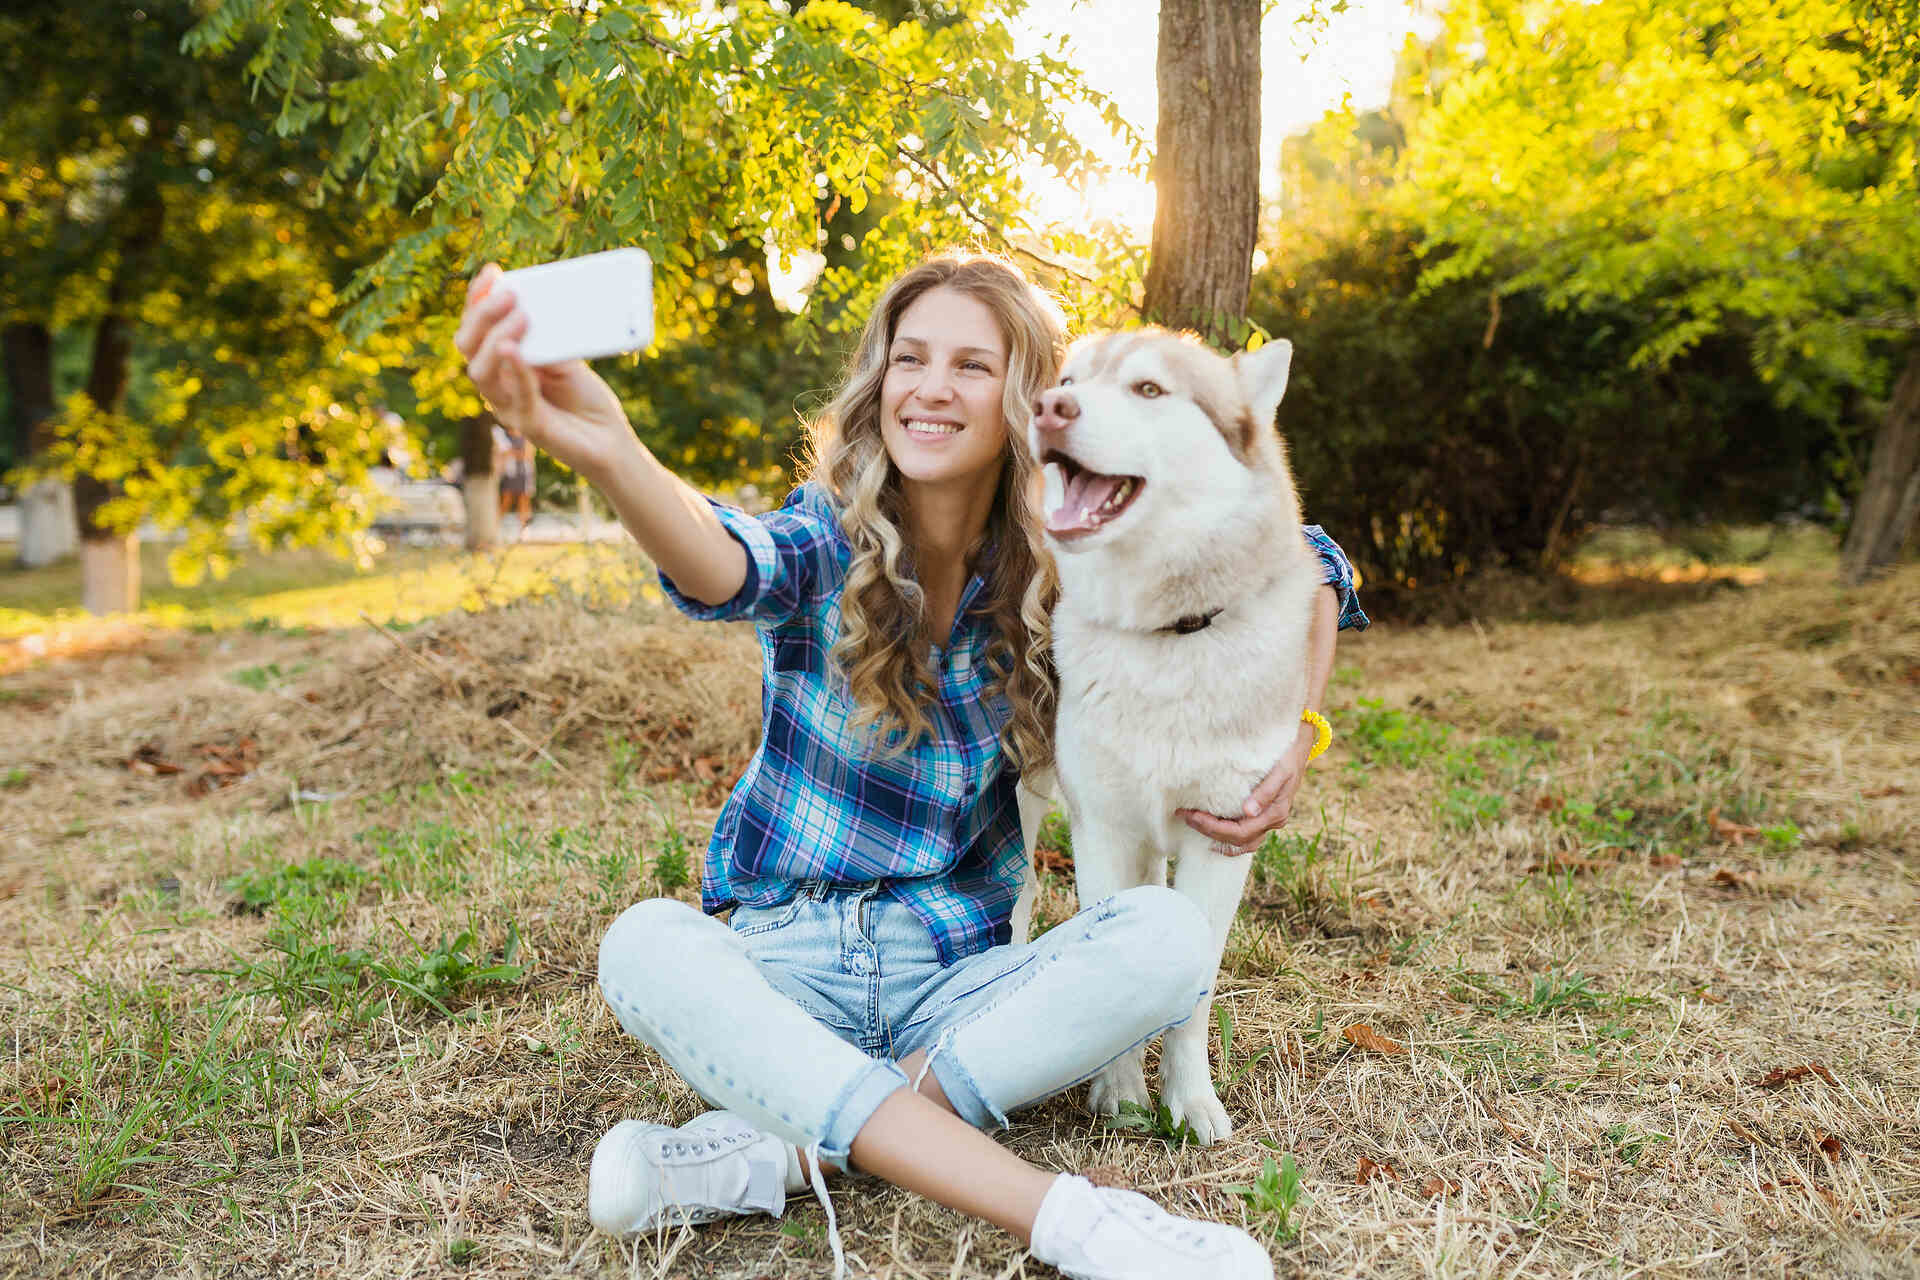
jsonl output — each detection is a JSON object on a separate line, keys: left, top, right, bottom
{"left": 801, "top": 253, "right": 1064, "bottom": 772}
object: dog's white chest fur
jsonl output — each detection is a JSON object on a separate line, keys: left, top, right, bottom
{"left": 1052, "top": 570, "right": 1316, "bottom": 845}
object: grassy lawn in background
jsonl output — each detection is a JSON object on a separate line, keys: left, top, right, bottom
{"left": 0, "top": 536, "right": 658, "bottom": 648}
{"left": 1, "top": 530, "right": 1915, "bottom": 1279}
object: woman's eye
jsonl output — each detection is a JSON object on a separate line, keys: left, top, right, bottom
{"left": 964, "top": 361, "right": 990, "bottom": 373}
{"left": 1134, "top": 380, "right": 1165, "bottom": 398}
{"left": 892, "top": 353, "right": 919, "bottom": 365}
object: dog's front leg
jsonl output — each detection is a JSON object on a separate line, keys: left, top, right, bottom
{"left": 1159, "top": 836, "right": 1255, "bottom": 1145}
{"left": 1068, "top": 812, "right": 1156, "bottom": 1119}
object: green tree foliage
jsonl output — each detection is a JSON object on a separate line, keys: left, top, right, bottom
{"left": 1258, "top": 208, "right": 1832, "bottom": 589}
{"left": 185, "top": 0, "right": 1145, "bottom": 363}
{"left": 1, "top": 0, "right": 434, "bottom": 588}
{"left": 1398, "top": 0, "right": 1920, "bottom": 575}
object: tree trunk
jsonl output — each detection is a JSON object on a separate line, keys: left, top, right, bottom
{"left": 80, "top": 534, "right": 141, "bottom": 615}
{"left": 3, "top": 321, "right": 78, "bottom": 565}
{"left": 76, "top": 143, "right": 167, "bottom": 613}
{"left": 1141, "top": 0, "right": 1262, "bottom": 347}
{"left": 460, "top": 410, "right": 501, "bottom": 550}
{"left": 1841, "top": 341, "right": 1920, "bottom": 584}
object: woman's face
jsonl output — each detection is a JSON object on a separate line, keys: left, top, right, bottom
{"left": 879, "top": 286, "right": 1012, "bottom": 498}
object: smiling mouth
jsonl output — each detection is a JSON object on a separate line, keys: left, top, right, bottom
{"left": 901, "top": 417, "right": 964, "bottom": 438}
{"left": 1040, "top": 450, "right": 1145, "bottom": 538}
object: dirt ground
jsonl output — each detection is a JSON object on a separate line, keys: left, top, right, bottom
{"left": 2, "top": 555, "right": 1915, "bottom": 1279}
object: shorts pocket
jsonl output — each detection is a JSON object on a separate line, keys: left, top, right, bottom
{"left": 730, "top": 896, "right": 808, "bottom": 937}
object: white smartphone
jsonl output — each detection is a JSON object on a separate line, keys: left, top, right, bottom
{"left": 498, "top": 247, "right": 654, "bottom": 366}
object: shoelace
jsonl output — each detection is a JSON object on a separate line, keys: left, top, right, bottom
{"left": 801, "top": 1141, "right": 845, "bottom": 1279}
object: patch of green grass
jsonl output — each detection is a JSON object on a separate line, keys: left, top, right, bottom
{"left": 653, "top": 816, "right": 692, "bottom": 893}
{"left": 378, "top": 924, "right": 526, "bottom": 1019}
{"left": 1215, "top": 1005, "right": 1271, "bottom": 1090}
{"left": 592, "top": 843, "right": 641, "bottom": 913}
{"left": 1037, "top": 808, "right": 1073, "bottom": 856}
{"left": 3, "top": 765, "right": 30, "bottom": 789}
{"left": 1604, "top": 1123, "right": 1672, "bottom": 1166}
{"left": 2, "top": 985, "right": 338, "bottom": 1214}
{"left": 607, "top": 736, "right": 642, "bottom": 791}
{"left": 228, "top": 661, "right": 310, "bottom": 691}
{"left": 1438, "top": 784, "right": 1507, "bottom": 830}
{"left": 1107, "top": 1099, "right": 1201, "bottom": 1148}
{"left": 360, "top": 821, "right": 476, "bottom": 897}
{"left": 1449, "top": 967, "right": 1652, "bottom": 1021}
{"left": 1525, "top": 1160, "right": 1567, "bottom": 1224}
{"left": 1346, "top": 698, "right": 1452, "bottom": 769}
{"left": 446, "top": 1238, "right": 478, "bottom": 1266}
{"left": 219, "top": 903, "right": 526, "bottom": 1024}
{"left": 225, "top": 857, "right": 368, "bottom": 913}
{"left": 1226, "top": 1150, "right": 1306, "bottom": 1242}
{"left": 1251, "top": 823, "right": 1346, "bottom": 918}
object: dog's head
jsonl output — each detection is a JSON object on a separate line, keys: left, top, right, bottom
{"left": 1027, "top": 328, "right": 1299, "bottom": 557}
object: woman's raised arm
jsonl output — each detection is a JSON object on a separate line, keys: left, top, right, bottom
{"left": 455, "top": 262, "right": 747, "bottom": 605}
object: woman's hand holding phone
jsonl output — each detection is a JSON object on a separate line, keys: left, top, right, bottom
{"left": 455, "top": 263, "right": 636, "bottom": 483}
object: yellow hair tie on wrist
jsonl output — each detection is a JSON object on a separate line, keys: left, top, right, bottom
{"left": 1301, "top": 708, "right": 1332, "bottom": 762}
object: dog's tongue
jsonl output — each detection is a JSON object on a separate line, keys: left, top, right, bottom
{"left": 1044, "top": 460, "right": 1129, "bottom": 533}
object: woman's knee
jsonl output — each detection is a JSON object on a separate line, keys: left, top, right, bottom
{"left": 1107, "top": 885, "right": 1215, "bottom": 1012}
{"left": 598, "top": 897, "right": 711, "bottom": 997}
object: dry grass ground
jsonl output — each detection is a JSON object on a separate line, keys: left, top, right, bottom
{"left": 2, "top": 549, "right": 1915, "bottom": 1279}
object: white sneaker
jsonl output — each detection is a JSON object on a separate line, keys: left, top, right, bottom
{"left": 1029, "top": 1173, "right": 1275, "bottom": 1280}
{"left": 587, "top": 1111, "right": 790, "bottom": 1235}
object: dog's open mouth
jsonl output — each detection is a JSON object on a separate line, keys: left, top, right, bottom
{"left": 1040, "top": 450, "right": 1145, "bottom": 539}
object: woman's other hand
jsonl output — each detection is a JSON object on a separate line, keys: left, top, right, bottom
{"left": 455, "top": 263, "right": 636, "bottom": 482}
{"left": 1177, "top": 720, "right": 1315, "bottom": 853}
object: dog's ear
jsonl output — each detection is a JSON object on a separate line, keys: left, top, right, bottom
{"left": 1232, "top": 339, "right": 1293, "bottom": 429}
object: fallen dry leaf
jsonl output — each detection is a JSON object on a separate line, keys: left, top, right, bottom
{"left": 1534, "top": 794, "right": 1563, "bottom": 813}
{"left": 1709, "top": 809, "right": 1761, "bottom": 846}
{"left": 1815, "top": 1132, "right": 1846, "bottom": 1161}
{"left": 1862, "top": 785, "right": 1906, "bottom": 799}
{"left": 1711, "top": 868, "right": 1754, "bottom": 891}
{"left": 1754, "top": 1063, "right": 1836, "bottom": 1091}
{"left": 1649, "top": 853, "right": 1683, "bottom": 869}
{"left": 1697, "top": 989, "right": 1727, "bottom": 1005}
{"left": 1357, "top": 1156, "right": 1401, "bottom": 1185}
{"left": 124, "top": 744, "right": 182, "bottom": 776}
{"left": 1419, "top": 1176, "right": 1463, "bottom": 1197}
{"left": 1342, "top": 1024, "right": 1408, "bottom": 1055}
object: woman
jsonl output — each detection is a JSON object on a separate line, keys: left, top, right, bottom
{"left": 456, "top": 252, "right": 1365, "bottom": 1280}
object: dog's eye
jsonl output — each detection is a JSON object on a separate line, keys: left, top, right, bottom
{"left": 1133, "top": 380, "right": 1165, "bottom": 398}
{"left": 1058, "top": 376, "right": 1074, "bottom": 386}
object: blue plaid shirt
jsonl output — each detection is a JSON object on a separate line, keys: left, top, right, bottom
{"left": 661, "top": 481, "right": 1368, "bottom": 965}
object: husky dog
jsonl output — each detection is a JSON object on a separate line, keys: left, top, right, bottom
{"left": 1022, "top": 329, "right": 1320, "bottom": 1144}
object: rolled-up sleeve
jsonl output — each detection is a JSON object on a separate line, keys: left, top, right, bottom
{"left": 1302, "top": 524, "right": 1370, "bottom": 632}
{"left": 658, "top": 484, "right": 844, "bottom": 625}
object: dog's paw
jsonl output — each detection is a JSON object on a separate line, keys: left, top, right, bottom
{"left": 1086, "top": 1055, "right": 1150, "bottom": 1117}
{"left": 1162, "top": 1079, "right": 1233, "bottom": 1146}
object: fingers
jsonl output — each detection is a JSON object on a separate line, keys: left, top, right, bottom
{"left": 1177, "top": 808, "right": 1263, "bottom": 852}
{"left": 454, "top": 277, "right": 518, "bottom": 361}
{"left": 1244, "top": 760, "right": 1293, "bottom": 817}
{"left": 467, "top": 306, "right": 531, "bottom": 413}
{"left": 467, "top": 262, "right": 501, "bottom": 304}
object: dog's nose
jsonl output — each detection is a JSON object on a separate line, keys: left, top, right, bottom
{"left": 1031, "top": 387, "right": 1080, "bottom": 432}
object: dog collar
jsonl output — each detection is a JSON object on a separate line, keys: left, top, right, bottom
{"left": 1159, "top": 607, "right": 1224, "bottom": 635}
